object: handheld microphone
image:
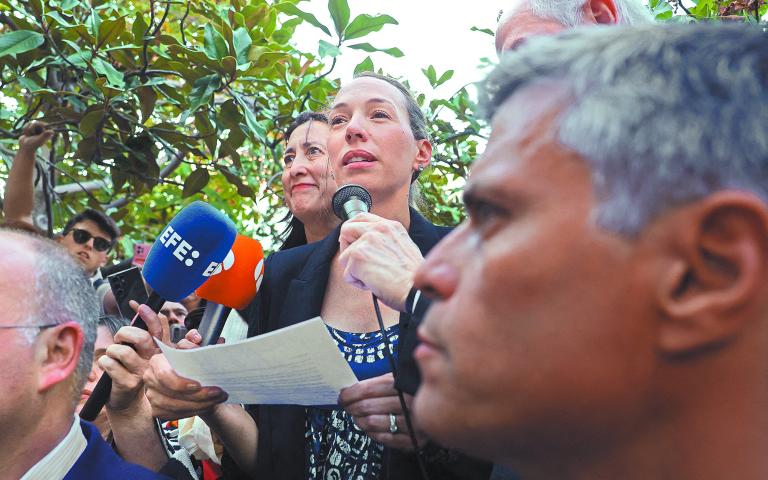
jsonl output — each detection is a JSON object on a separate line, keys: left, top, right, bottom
{"left": 332, "top": 183, "right": 428, "bottom": 476}
{"left": 332, "top": 184, "right": 372, "bottom": 221}
{"left": 79, "top": 201, "right": 237, "bottom": 422}
{"left": 194, "top": 234, "right": 265, "bottom": 346}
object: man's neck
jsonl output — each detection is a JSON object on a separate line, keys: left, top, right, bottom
{"left": 514, "top": 365, "right": 768, "bottom": 480}
{"left": 1, "top": 407, "right": 74, "bottom": 480}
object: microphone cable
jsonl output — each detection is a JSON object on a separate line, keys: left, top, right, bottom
{"left": 372, "top": 294, "right": 431, "bottom": 480}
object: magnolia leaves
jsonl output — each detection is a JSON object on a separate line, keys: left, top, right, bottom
{"left": 0, "top": 30, "right": 44, "bottom": 58}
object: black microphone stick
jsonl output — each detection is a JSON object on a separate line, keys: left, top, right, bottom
{"left": 79, "top": 292, "right": 165, "bottom": 422}
{"left": 196, "top": 302, "right": 231, "bottom": 346}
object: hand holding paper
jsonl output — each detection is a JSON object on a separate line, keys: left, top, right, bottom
{"left": 155, "top": 317, "right": 359, "bottom": 406}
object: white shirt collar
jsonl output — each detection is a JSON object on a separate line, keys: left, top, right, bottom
{"left": 89, "top": 269, "right": 103, "bottom": 286}
{"left": 21, "top": 417, "right": 87, "bottom": 480}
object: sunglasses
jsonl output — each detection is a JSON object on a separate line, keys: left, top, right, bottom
{"left": 70, "top": 228, "right": 112, "bottom": 252}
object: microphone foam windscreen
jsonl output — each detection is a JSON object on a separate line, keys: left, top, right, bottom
{"left": 195, "top": 234, "right": 265, "bottom": 310}
{"left": 332, "top": 184, "right": 373, "bottom": 221}
{"left": 143, "top": 201, "right": 237, "bottom": 302}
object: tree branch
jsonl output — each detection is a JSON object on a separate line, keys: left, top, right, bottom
{"left": 180, "top": 0, "right": 191, "bottom": 45}
{"left": 104, "top": 150, "right": 184, "bottom": 210}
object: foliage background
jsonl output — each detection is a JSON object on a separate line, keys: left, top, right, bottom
{"left": 0, "top": 0, "right": 764, "bottom": 258}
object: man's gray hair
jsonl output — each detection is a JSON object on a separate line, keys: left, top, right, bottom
{"left": 481, "top": 23, "right": 768, "bottom": 236}
{"left": 528, "top": 0, "right": 654, "bottom": 26}
{"left": 16, "top": 232, "right": 99, "bottom": 402}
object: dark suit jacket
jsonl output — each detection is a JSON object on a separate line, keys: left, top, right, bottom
{"left": 65, "top": 420, "right": 170, "bottom": 479}
{"left": 227, "top": 209, "right": 490, "bottom": 479}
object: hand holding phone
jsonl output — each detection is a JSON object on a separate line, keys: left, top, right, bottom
{"left": 108, "top": 267, "right": 149, "bottom": 320}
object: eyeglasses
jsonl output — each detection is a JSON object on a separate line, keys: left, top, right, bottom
{"left": 70, "top": 228, "right": 112, "bottom": 252}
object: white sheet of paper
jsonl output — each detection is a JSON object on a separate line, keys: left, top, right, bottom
{"left": 156, "top": 317, "right": 358, "bottom": 405}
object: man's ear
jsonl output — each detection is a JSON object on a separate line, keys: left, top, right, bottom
{"left": 413, "top": 139, "right": 433, "bottom": 171}
{"left": 583, "top": 0, "right": 618, "bottom": 24}
{"left": 656, "top": 192, "right": 768, "bottom": 356}
{"left": 36, "top": 321, "right": 84, "bottom": 392}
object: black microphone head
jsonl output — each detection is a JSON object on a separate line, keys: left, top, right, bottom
{"left": 332, "top": 184, "right": 373, "bottom": 221}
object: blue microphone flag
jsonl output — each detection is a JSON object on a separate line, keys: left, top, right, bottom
{"left": 143, "top": 201, "right": 237, "bottom": 301}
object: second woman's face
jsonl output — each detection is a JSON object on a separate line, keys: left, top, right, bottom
{"left": 281, "top": 121, "right": 335, "bottom": 222}
{"left": 327, "top": 77, "right": 429, "bottom": 201}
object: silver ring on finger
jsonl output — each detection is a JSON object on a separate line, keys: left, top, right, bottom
{"left": 389, "top": 413, "right": 399, "bottom": 434}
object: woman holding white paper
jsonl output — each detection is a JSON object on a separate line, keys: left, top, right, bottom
{"left": 144, "top": 74, "right": 489, "bottom": 480}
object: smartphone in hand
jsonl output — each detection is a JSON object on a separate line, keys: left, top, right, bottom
{"left": 108, "top": 267, "right": 149, "bottom": 320}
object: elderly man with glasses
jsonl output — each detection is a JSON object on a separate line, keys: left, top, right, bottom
{"left": 0, "top": 229, "right": 166, "bottom": 479}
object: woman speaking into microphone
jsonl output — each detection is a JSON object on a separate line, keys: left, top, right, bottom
{"left": 144, "top": 73, "right": 490, "bottom": 480}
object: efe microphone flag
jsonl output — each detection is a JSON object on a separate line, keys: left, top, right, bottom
{"left": 143, "top": 201, "right": 238, "bottom": 301}
{"left": 196, "top": 234, "right": 265, "bottom": 310}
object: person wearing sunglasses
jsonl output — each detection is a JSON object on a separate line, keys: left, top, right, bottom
{"left": 58, "top": 209, "right": 120, "bottom": 281}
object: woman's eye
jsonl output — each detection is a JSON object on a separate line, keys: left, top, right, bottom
{"left": 372, "top": 110, "right": 390, "bottom": 119}
{"left": 308, "top": 146, "right": 323, "bottom": 156}
{"left": 330, "top": 115, "right": 347, "bottom": 125}
{"left": 283, "top": 154, "right": 294, "bottom": 165}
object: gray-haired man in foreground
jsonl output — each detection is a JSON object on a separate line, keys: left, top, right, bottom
{"left": 413, "top": 24, "right": 768, "bottom": 480}
{"left": 0, "top": 229, "right": 166, "bottom": 479}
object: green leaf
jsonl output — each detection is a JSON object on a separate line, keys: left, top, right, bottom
{"left": 218, "top": 167, "right": 255, "bottom": 198}
{"left": 98, "top": 17, "right": 125, "bottom": 48}
{"left": 204, "top": 24, "right": 229, "bottom": 60}
{"left": 80, "top": 110, "right": 104, "bottom": 137}
{"left": 232, "top": 27, "right": 252, "bottom": 65}
{"left": 65, "top": 48, "right": 93, "bottom": 67}
{"left": 353, "top": 56, "right": 374, "bottom": 75}
{"left": 242, "top": 4, "right": 268, "bottom": 30}
{"left": 45, "top": 11, "right": 77, "bottom": 27}
{"left": 319, "top": 39, "right": 341, "bottom": 58}
{"left": 348, "top": 42, "right": 403, "bottom": 57}
{"left": 187, "top": 74, "right": 220, "bottom": 113}
{"left": 343, "top": 14, "right": 397, "bottom": 41}
{"left": 277, "top": 3, "right": 331, "bottom": 36}
{"left": 132, "top": 14, "right": 148, "bottom": 44}
{"left": 137, "top": 86, "right": 157, "bottom": 123}
{"left": 87, "top": 9, "right": 101, "bottom": 38}
{"left": 233, "top": 93, "right": 266, "bottom": 144}
{"left": 0, "top": 30, "right": 44, "bottom": 58}
{"left": 111, "top": 164, "right": 128, "bottom": 192}
{"left": 17, "top": 76, "right": 40, "bottom": 91}
{"left": 470, "top": 26, "right": 495, "bottom": 36}
{"left": 328, "top": 0, "right": 350, "bottom": 37}
{"left": 93, "top": 58, "right": 125, "bottom": 88}
{"left": 218, "top": 99, "right": 244, "bottom": 130}
{"left": 422, "top": 65, "right": 437, "bottom": 85}
{"left": 436, "top": 69, "right": 454, "bottom": 86}
{"left": 272, "top": 17, "right": 302, "bottom": 44}
{"left": 182, "top": 168, "right": 210, "bottom": 198}
{"left": 220, "top": 56, "right": 236, "bottom": 77}
{"left": 61, "top": 0, "right": 80, "bottom": 10}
